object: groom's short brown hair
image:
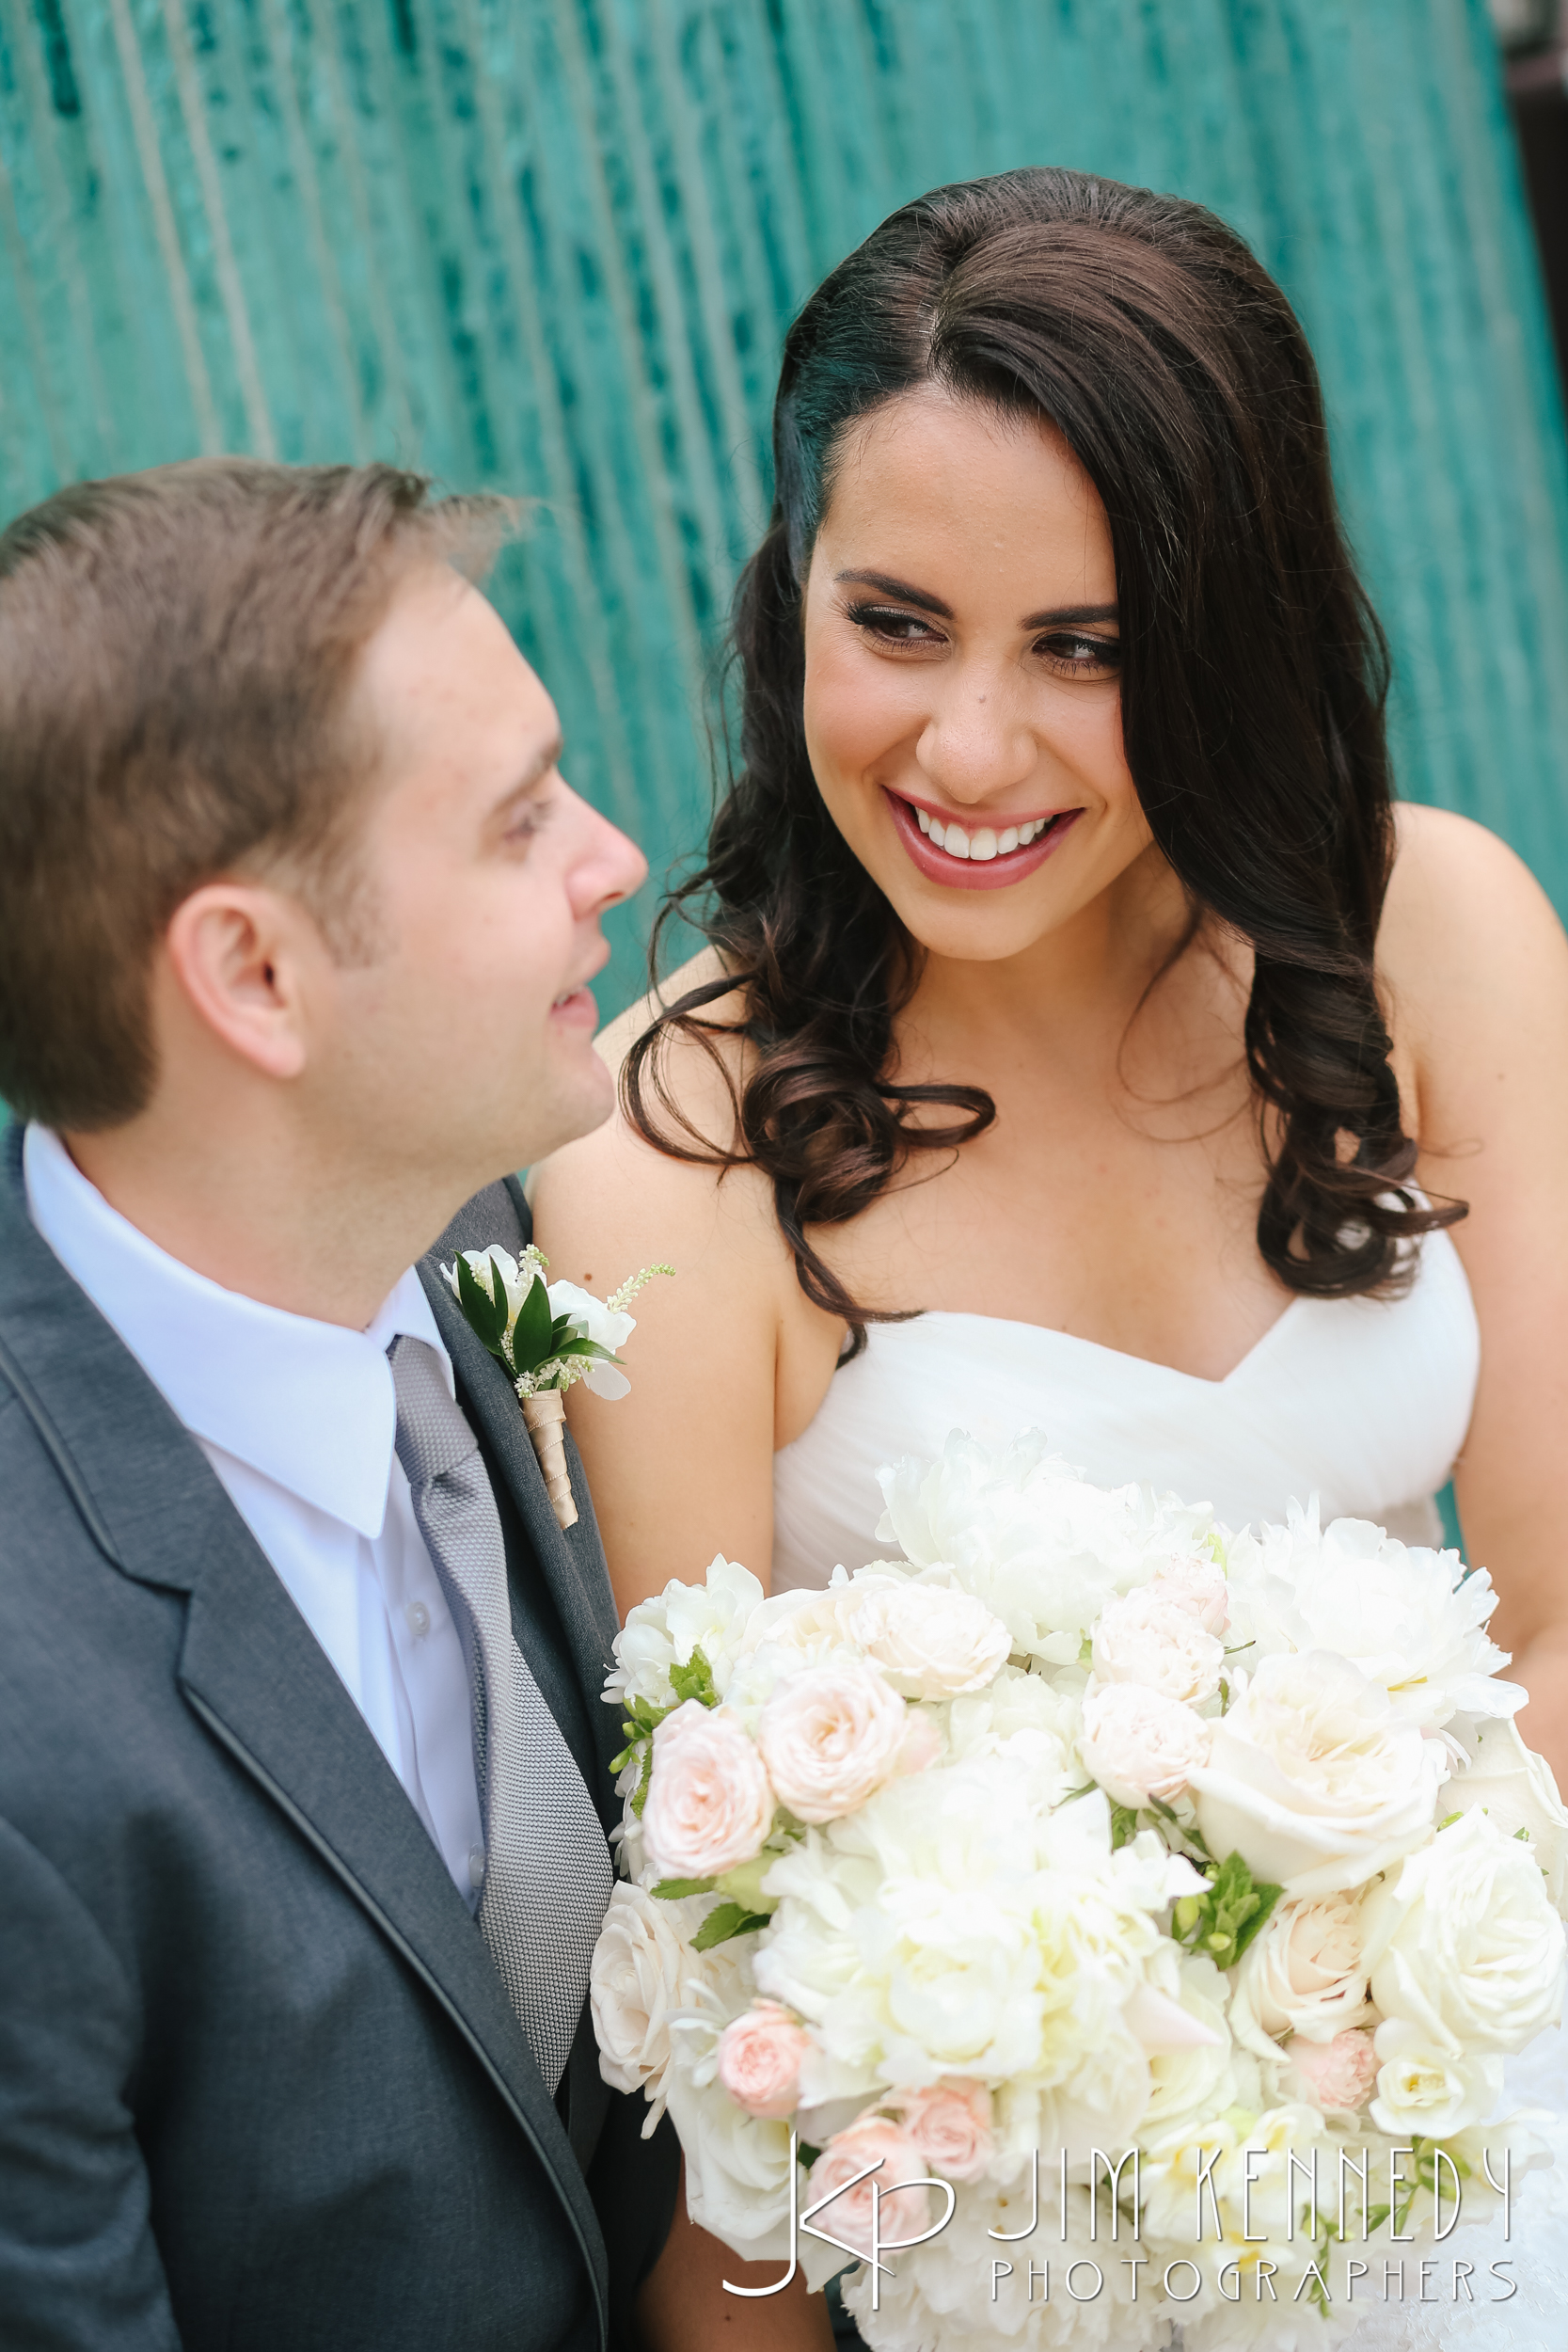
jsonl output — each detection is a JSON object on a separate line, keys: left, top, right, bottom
{"left": 0, "top": 459, "right": 512, "bottom": 1130}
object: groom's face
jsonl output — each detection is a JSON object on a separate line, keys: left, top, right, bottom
{"left": 309, "top": 564, "right": 646, "bottom": 1190}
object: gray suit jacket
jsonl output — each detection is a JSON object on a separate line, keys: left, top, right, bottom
{"left": 0, "top": 1130, "right": 678, "bottom": 2350}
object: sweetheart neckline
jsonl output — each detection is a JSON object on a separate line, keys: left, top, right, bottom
{"left": 868, "top": 1295, "right": 1310, "bottom": 1391}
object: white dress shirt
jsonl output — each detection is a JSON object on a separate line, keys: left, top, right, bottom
{"left": 24, "top": 1123, "right": 485, "bottom": 1908}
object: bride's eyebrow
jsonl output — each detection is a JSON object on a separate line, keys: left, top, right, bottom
{"left": 1020, "top": 600, "right": 1119, "bottom": 629}
{"left": 835, "top": 568, "right": 951, "bottom": 616}
{"left": 835, "top": 570, "right": 1118, "bottom": 634}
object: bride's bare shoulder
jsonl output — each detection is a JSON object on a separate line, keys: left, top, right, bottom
{"left": 592, "top": 944, "right": 748, "bottom": 1087}
{"left": 529, "top": 944, "right": 787, "bottom": 1295}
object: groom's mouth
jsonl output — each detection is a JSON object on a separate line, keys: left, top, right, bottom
{"left": 885, "top": 789, "right": 1083, "bottom": 891}
{"left": 548, "top": 982, "right": 598, "bottom": 1032}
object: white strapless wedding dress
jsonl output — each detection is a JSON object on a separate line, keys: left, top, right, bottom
{"left": 773, "top": 1230, "right": 1568, "bottom": 2350}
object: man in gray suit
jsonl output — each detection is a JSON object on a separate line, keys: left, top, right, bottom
{"left": 0, "top": 463, "right": 830, "bottom": 2351}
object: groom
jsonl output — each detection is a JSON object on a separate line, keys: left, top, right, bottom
{"left": 0, "top": 463, "right": 825, "bottom": 2350}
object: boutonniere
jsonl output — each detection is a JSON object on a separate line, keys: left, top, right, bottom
{"left": 442, "top": 1244, "right": 673, "bottom": 1530}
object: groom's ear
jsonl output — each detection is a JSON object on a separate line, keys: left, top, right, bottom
{"left": 159, "top": 881, "right": 327, "bottom": 1082}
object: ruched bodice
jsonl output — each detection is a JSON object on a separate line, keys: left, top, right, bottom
{"left": 772, "top": 1228, "right": 1480, "bottom": 1592}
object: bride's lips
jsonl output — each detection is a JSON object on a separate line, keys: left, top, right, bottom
{"left": 884, "top": 788, "right": 1082, "bottom": 891}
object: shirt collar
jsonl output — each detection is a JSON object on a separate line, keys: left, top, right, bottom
{"left": 23, "top": 1122, "right": 453, "bottom": 1539}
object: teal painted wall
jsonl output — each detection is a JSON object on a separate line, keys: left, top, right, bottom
{"left": 1, "top": 0, "right": 1566, "bottom": 1012}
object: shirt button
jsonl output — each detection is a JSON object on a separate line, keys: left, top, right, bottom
{"left": 405, "top": 1600, "right": 431, "bottom": 1639}
{"left": 468, "top": 1844, "right": 486, "bottom": 1890}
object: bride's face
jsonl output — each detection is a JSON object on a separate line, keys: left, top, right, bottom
{"left": 801, "top": 386, "right": 1154, "bottom": 964}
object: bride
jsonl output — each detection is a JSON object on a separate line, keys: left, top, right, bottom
{"left": 533, "top": 169, "right": 1568, "bottom": 2344}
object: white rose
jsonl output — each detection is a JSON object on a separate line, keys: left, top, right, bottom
{"left": 589, "top": 1883, "right": 706, "bottom": 2111}
{"left": 663, "top": 2058, "right": 800, "bottom": 2262}
{"left": 1078, "top": 1680, "right": 1211, "bottom": 1807}
{"left": 1368, "top": 2017, "right": 1503, "bottom": 2139}
{"left": 545, "top": 1277, "right": 636, "bottom": 1397}
{"left": 1228, "top": 1888, "right": 1377, "bottom": 2060}
{"left": 1187, "top": 1649, "right": 1446, "bottom": 1898}
{"left": 1358, "top": 1804, "right": 1567, "bottom": 2054}
{"left": 1150, "top": 1554, "right": 1230, "bottom": 1634}
{"left": 848, "top": 1583, "right": 1011, "bottom": 1698}
{"left": 1446, "top": 1712, "right": 1568, "bottom": 1914}
{"left": 1090, "top": 1587, "right": 1225, "bottom": 1705}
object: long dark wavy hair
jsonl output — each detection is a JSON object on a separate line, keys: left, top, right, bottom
{"left": 624, "top": 167, "right": 1462, "bottom": 1355}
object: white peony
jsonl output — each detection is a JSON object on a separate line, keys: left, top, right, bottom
{"left": 876, "top": 1429, "right": 1220, "bottom": 1669}
{"left": 1227, "top": 1888, "right": 1377, "bottom": 2062}
{"left": 605, "top": 1555, "right": 765, "bottom": 1713}
{"left": 1224, "top": 1502, "right": 1520, "bottom": 1731}
{"left": 1367, "top": 2016, "right": 1503, "bottom": 2138}
{"left": 1090, "top": 1586, "right": 1225, "bottom": 1706}
{"left": 848, "top": 1582, "right": 1012, "bottom": 1698}
{"left": 1188, "top": 1649, "right": 1447, "bottom": 1898}
{"left": 589, "top": 1883, "right": 708, "bottom": 2121}
{"left": 1445, "top": 1710, "right": 1568, "bottom": 1913}
{"left": 1358, "top": 1803, "right": 1567, "bottom": 2054}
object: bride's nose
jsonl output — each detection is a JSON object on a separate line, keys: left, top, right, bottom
{"left": 913, "top": 678, "right": 1037, "bottom": 808}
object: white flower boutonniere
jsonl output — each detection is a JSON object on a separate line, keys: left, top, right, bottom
{"left": 442, "top": 1243, "right": 673, "bottom": 1530}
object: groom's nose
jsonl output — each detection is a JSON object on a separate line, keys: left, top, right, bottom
{"left": 563, "top": 786, "right": 648, "bottom": 917}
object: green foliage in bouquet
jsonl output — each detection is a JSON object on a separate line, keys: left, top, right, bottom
{"left": 1171, "top": 1848, "right": 1282, "bottom": 1968}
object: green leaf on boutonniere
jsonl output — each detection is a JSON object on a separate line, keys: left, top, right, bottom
{"left": 455, "top": 1252, "right": 509, "bottom": 1354}
{"left": 691, "top": 1900, "right": 771, "bottom": 1952}
{"left": 506, "top": 1274, "right": 553, "bottom": 1378}
{"left": 651, "top": 1876, "right": 717, "bottom": 1899}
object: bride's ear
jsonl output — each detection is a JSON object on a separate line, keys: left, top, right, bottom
{"left": 160, "top": 882, "right": 321, "bottom": 1081}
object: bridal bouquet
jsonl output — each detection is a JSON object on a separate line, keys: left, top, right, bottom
{"left": 589, "top": 1432, "right": 1568, "bottom": 2351}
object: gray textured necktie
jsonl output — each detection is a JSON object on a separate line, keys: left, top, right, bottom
{"left": 388, "top": 1335, "right": 612, "bottom": 2090}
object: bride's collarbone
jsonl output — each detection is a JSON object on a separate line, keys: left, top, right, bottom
{"left": 786, "top": 1132, "right": 1288, "bottom": 1399}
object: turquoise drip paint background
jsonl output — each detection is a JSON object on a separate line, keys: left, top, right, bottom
{"left": 2, "top": 0, "right": 1567, "bottom": 1021}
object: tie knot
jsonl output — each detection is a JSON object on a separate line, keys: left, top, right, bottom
{"left": 388, "top": 1333, "right": 480, "bottom": 1487}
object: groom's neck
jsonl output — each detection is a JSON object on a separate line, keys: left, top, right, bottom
{"left": 64, "top": 1082, "right": 479, "bottom": 1333}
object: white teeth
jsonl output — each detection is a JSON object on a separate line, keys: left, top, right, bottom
{"left": 928, "top": 817, "right": 945, "bottom": 848}
{"left": 998, "top": 826, "right": 1019, "bottom": 855}
{"left": 969, "top": 827, "right": 998, "bottom": 862}
{"left": 916, "top": 807, "right": 1058, "bottom": 864}
{"left": 944, "top": 823, "right": 971, "bottom": 859}
{"left": 916, "top": 805, "right": 931, "bottom": 834}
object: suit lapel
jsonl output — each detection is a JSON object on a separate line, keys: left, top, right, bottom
{"left": 419, "top": 1185, "right": 625, "bottom": 1788}
{"left": 0, "top": 1136, "right": 610, "bottom": 2344}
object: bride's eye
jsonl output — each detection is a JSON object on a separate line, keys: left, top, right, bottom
{"left": 845, "top": 600, "right": 946, "bottom": 647}
{"left": 1036, "top": 630, "right": 1121, "bottom": 677}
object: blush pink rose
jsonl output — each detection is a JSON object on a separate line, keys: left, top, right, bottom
{"left": 1091, "top": 1588, "right": 1225, "bottom": 1706}
{"left": 1079, "top": 1680, "right": 1212, "bottom": 1808}
{"left": 757, "top": 1664, "right": 908, "bottom": 1823}
{"left": 717, "top": 2002, "right": 812, "bottom": 2121}
{"left": 641, "top": 1701, "right": 774, "bottom": 1880}
{"left": 1288, "top": 2028, "right": 1379, "bottom": 2113}
{"left": 1151, "top": 1556, "right": 1230, "bottom": 1636}
{"left": 895, "top": 1711, "right": 944, "bottom": 1777}
{"left": 806, "top": 2116, "right": 934, "bottom": 2258}
{"left": 892, "top": 2078, "right": 993, "bottom": 2182}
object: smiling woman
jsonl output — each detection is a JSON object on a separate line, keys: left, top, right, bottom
{"left": 531, "top": 170, "right": 1568, "bottom": 1825}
